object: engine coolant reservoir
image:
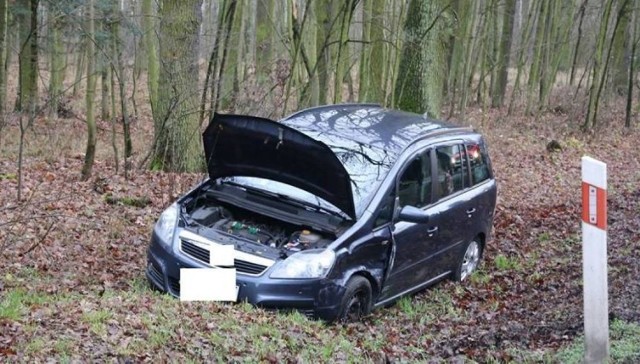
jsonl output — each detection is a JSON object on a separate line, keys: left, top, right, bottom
{"left": 285, "top": 229, "right": 322, "bottom": 251}
{"left": 298, "top": 230, "right": 321, "bottom": 244}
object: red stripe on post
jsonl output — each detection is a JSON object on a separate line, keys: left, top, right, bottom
{"left": 596, "top": 187, "right": 607, "bottom": 230}
{"left": 581, "top": 182, "right": 607, "bottom": 230}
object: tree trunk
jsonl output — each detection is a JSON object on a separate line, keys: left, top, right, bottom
{"left": 255, "top": 0, "right": 272, "bottom": 76}
{"left": 359, "top": 0, "right": 385, "bottom": 103}
{"left": 394, "top": 0, "right": 451, "bottom": 117}
{"left": 537, "top": 0, "right": 554, "bottom": 105}
{"left": 488, "top": 0, "right": 499, "bottom": 108}
{"left": 333, "top": 1, "right": 356, "bottom": 104}
{"left": 611, "top": 0, "right": 630, "bottom": 95}
{"left": 492, "top": 0, "right": 516, "bottom": 108}
{"left": 73, "top": 38, "right": 85, "bottom": 97}
{"left": 625, "top": 0, "right": 638, "bottom": 127}
{"left": 508, "top": 0, "right": 537, "bottom": 115}
{"left": 100, "top": 14, "right": 110, "bottom": 123}
{"left": 152, "top": 0, "right": 204, "bottom": 172}
{"left": 584, "top": 0, "right": 615, "bottom": 129}
{"left": 245, "top": 0, "right": 257, "bottom": 78}
{"left": 48, "top": 6, "right": 64, "bottom": 120}
{"left": 458, "top": 0, "right": 481, "bottom": 118}
{"left": 369, "top": 0, "right": 386, "bottom": 104}
{"left": 525, "top": 0, "right": 547, "bottom": 114}
{"left": 17, "top": 0, "right": 38, "bottom": 113}
{"left": 315, "top": 1, "right": 331, "bottom": 105}
{"left": 142, "top": 0, "right": 159, "bottom": 119}
{"left": 0, "top": 0, "right": 7, "bottom": 118}
{"left": 111, "top": 3, "right": 132, "bottom": 162}
{"left": 221, "top": 0, "right": 243, "bottom": 111}
{"left": 110, "top": 41, "right": 119, "bottom": 173}
{"left": 81, "top": 0, "right": 97, "bottom": 181}
{"left": 538, "top": 0, "right": 575, "bottom": 110}
{"left": 569, "top": 0, "right": 587, "bottom": 86}
{"left": 212, "top": 0, "right": 237, "bottom": 113}
{"left": 284, "top": 0, "right": 312, "bottom": 113}
{"left": 298, "top": 0, "right": 318, "bottom": 107}
{"left": 358, "top": 0, "right": 372, "bottom": 102}
{"left": 388, "top": 0, "right": 408, "bottom": 107}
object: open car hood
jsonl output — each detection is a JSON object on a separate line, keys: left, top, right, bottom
{"left": 203, "top": 113, "right": 356, "bottom": 219}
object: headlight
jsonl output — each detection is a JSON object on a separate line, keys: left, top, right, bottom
{"left": 270, "top": 249, "right": 336, "bottom": 279}
{"left": 154, "top": 203, "right": 179, "bottom": 247}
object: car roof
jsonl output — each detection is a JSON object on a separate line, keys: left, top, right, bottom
{"left": 280, "top": 104, "right": 468, "bottom": 158}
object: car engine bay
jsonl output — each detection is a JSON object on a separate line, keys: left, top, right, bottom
{"left": 185, "top": 198, "right": 333, "bottom": 252}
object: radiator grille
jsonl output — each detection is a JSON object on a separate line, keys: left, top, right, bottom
{"left": 180, "top": 239, "right": 269, "bottom": 276}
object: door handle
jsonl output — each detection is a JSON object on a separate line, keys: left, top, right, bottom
{"left": 427, "top": 226, "right": 438, "bottom": 237}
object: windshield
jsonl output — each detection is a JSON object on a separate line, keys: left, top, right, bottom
{"left": 330, "top": 143, "right": 393, "bottom": 216}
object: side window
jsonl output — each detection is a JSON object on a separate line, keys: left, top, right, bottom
{"left": 397, "top": 150, "right": 433, "bottom": 208}
{"left": 398, "top": 157, "right": 423, "bottom": 207}
{"left": 466, "top": 143, "right": 490, "bottom": 185}
{"left": 435, "top": 145, "right": 465, "bottom": 198}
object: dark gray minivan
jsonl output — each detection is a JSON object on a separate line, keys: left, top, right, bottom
{"left": 146, "top": 104, "right": 497, "bottom": 322}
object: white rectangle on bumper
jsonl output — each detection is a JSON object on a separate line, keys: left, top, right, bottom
{"left": 179, "top": 268, "right": 238, "bottom": 302}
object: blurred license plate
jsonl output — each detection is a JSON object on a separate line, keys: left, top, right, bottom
{"left": 180, "top": 268, "right": 238, "bottom": 302}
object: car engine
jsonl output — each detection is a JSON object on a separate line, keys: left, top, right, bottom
{"left": 187, "top": 202, "right": 330, "bottom": 251}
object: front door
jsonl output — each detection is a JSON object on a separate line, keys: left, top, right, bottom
{"left": 380, "top": 150, "right": 442, "bottom": 299}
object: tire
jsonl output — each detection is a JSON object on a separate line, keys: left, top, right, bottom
{"left": 453, "top": 239, "right": 482, "bottom": 282}
{"left": 338, "top": 275, "right": 372, "bottom": 323}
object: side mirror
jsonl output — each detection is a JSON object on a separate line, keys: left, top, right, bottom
{"left": 397, "top": 205, "right": 430, "bottom": 224}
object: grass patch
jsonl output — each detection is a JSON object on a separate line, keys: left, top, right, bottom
{"left": 0, "top": 290, "right": 25, "bottom": 320}
{"left": 556, "top": 320, "right": 640, "bottom": 363}
{"left": 470, "top": 269, "right": 491, "bottom": 284}
{"left": 0, "top": 172, "right": 17, "bottom": 180}
{"left": 25, "top": 337, "right": 46, "bottom": 354}
{"left": 0, "top": 289, "right": 51, "bottom": 320}
{"left": 53, "top": 338, "right": 73, "bottom": 356}
{"left": 538, "top": 232, "right": 551, "bottom": 242}
{"left": 494, "top": 254, "right": 521, "bottom": 271}
{"left": 82, "top": 309, "right": 113, "bottom": 336}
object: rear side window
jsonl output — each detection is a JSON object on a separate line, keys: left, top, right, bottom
{"left": 435, "top": 145, "right": 466, "bottom": 198}
{"left": 466, "top": 143, "right": 490, "bottom": 185}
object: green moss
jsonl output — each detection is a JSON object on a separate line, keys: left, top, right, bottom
{"left": 103, "top": 193, "right": 151, "bottom": 207}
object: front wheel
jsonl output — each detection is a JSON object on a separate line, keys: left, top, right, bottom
{"left": 338, "top": 276, "right": 372, "bottom": 323}
{"left": 454, "top": 239, "right": 482, "bottom": 282}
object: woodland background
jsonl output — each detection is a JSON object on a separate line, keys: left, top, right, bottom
{"left": 0, "top": 0, "right": 639, "bottom": 362}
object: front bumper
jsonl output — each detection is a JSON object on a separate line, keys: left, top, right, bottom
{"left": 145, "top": 230, "right": 344, "bottom": 321}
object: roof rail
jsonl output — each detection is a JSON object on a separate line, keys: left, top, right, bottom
{"left": 282, "top": 103, "right": 382, "bottom": 120}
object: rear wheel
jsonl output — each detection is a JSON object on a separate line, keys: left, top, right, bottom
{"left": 338, "top": 276, "right": 372, "bottom": 323}
{"left": 454, "top": 239, "right": 482, "bottom": 281}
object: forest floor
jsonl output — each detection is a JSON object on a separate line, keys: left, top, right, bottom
{"left": 0, "top": 99, "right": 639, "bottom": 362}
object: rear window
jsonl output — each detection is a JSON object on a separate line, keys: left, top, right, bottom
{"left": 466, "top": 143, "right": 490, "bottom": 185}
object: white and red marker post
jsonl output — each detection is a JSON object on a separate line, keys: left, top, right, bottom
{"left": 581, "top": 156, "right": 608, "bottom": 364}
